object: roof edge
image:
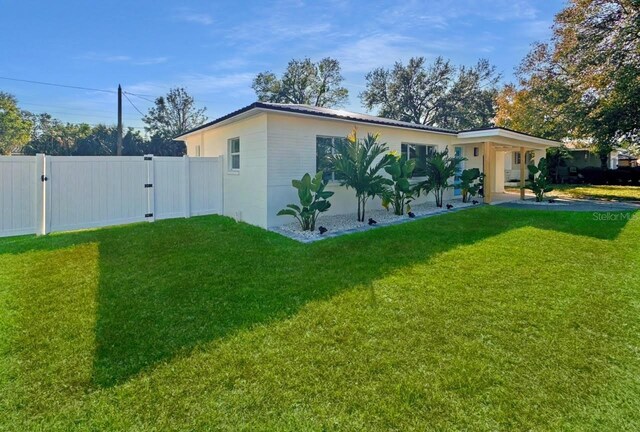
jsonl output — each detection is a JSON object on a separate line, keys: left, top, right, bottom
{"left": 175, "top": 103, "right": 560, "bottom": 146}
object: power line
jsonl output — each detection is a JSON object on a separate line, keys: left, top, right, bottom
{"left": 62, "top": 121, "right": 147, "bottom": 130}
{"left": 122, "top": 91, "right": 146, "bottom": 117}
{"left": 20, "top": 101, "right": 119, "bottom": 115}
{"left": 28, "top": 108, "right": 140, "bottom": 122}
{"left": 0, "top": 76, "right": 117, "bottom": 93}
{"left": 125, "top": 92, "right": 157, "bottom": 104}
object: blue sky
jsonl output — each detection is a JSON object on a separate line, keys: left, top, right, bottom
{"left": 1, "top": 0, "right": 565, "bottom": 130}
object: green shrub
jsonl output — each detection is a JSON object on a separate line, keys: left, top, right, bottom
{"left": 381, "top": 153, "right": 416, "bottom": 215}
{"left": 459, "top": 168, "right": 481, "bottom": 203}
{"left": 277, "top": 172, "right": 334, "bottom": 231}
{"left": 527, "top": 158, "right": 554, "bottom": 202}
{"left": 415, "top": 147, "right": 466, "bottom": 207}
{"left": 329, "top": 130, "right": 393, "bottom": 221}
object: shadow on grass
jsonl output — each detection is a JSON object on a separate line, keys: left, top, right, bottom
{"left": 0, "top": 206, "right": 635, "bottom": 388}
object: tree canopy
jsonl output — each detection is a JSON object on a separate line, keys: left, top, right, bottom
{"left": 0, "top": 92, "right": 32, "bottom": 155}
{"left": 495, "top": 0, "right": 640, "bottom": 167}
{"left": 142, "top": 87, "right": 207, "bottom": 139}
{"left": 0, "top": 89, "right": 203, "bottom": 156}
{"left": 22, "top": 115, "right": 148, "bottom": 156}
{"left": 252, "top": 57, "right": 349, "bottom": 107}
{"left": 360, "top": 56, "right": 501, "bottom": 130}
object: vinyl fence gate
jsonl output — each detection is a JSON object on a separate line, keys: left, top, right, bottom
{"left": 0, "top": 154, "right": 223, "bottom": 238}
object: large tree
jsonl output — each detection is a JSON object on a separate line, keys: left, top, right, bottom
{"left": 23, "top": 116, "right": 91, "bottom": 156}
{"left": 143, "top": 87, "right": 207, "bottom": 139}
{"left": 252, "top": 57, "right": 349, "bottom": 107}
{"left": 360, "top": 57, "right": 500, "bottom": 130}
{"left": 0, "top": 92, "right": 32, "bottom": 154}
{"left": 496, "top": 0, "right": 640, "bottom": 168}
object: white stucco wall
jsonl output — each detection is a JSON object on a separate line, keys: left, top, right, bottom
{"left": 182, "top": 113, "right": 268, "bottom": 227}
{"left": 265, "top": 113, "right": 457, "bottom": 227}
{"left": 180, "top": 108, "right": 557, "bottom": 229}
{"left": 461, "top": 144, "right": 483, "bottom": 172}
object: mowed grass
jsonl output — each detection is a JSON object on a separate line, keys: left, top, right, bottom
{"left": 1, "top": 206, "right": 639, "bottom": 431}
{"left": 552, "top": 184, "right": 640, "bottom": 201}
{"left": 505, "top": 184, "right": 640, "bottom": 201}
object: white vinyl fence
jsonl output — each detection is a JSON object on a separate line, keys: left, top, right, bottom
{"left": 0, "top": 154, "right": 223, "bottom": 237}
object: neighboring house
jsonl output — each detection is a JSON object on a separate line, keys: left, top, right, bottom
{"left": 176, "top": 103, "right": 559, "bottom": 228}
{"left": 567, "top": 148, "right": 619, "bottom": 170}
{"left": 618, "top": 153, "right": 638, "bottom": 168}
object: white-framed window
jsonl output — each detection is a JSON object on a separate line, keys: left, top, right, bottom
{"left": 401, "top": 143, "right": 435, "bottom": 177}
{"left": 195, "top": 145, "right": 201, "bottom": 157}
{"left": 316, "top": 135, "right": 347, "bottom": 182}
{"left": 228, "top": 137, "right": 240, "bottom": 171}
{"left": 515, "top": 151, "right": 534, "bottom": 165}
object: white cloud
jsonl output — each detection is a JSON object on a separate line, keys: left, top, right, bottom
{"left": 379, "top": 0, "right": 539, "bottom": 26}
{"left": 125, "top": 72, "right": 256, "bottom": 98}
{"left": 519, "top": 19, "right": 553, "bottom": 39}
{"left": 175, "top": 8, "right": 213, "bottom": 25}
{"left": 329, "top": 33, "right": 461, "bottom": 73}
{"left": 78, "top": 52, "right": 168, "bottom": 66}
{"left": 132, "top": 57, "right": 169, "bottom": 66}
{"left": 78, "top": 53, "right": 131, "bottom": 63}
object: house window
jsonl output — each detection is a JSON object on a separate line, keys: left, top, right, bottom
{"left": 515, "top": 151, "right": 534, "bottom": 165}
{"left": 401, "top": 143, "right": 435, "bottom": 177}
{"left": 473, "top": 147, "right": 479, "bottom": 157}
{"left": 228, "top": 137, "right": 240, "bottom": 171}
{"left": 526, "top": 151, "right": 534, "bottom": 164}
{"left": 316, "top": 136, "right": 347, "bottom": 182}
{"left": 514, "top": 152, "right": 522, "bottom": 165}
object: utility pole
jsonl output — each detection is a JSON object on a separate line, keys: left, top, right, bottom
{"left": 117, "top": 84, "right": 123, "bottom": 156}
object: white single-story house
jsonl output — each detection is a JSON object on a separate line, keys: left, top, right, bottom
{"left": 176, "top": 102, "right": 560, "bottom": 228}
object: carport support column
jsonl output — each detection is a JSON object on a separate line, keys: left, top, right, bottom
{"left": 519, "top": 147, "right": 526, "bottom": 200}
{"left": 483, "top": 142, "right": 493, "bottom": 204}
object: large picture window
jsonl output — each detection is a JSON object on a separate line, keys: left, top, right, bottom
{"left": 316, "top": 136, "right": 346, "bottom": 182}
{"left": 401, "top": 143, "right": 435, "bottom": 177}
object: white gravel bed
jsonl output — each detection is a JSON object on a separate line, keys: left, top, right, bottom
{"left": 271, "top": 198, "right": 477, "bottom": 242}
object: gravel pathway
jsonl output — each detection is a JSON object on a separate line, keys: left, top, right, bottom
{"left": 271, "top": 198, "right": 477, "bottom": 242}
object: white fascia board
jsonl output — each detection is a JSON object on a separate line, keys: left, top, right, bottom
{"left": 175, "top": 109, "right": 267, "bottom": 139}
{"left": 456, "top": 129, "right": 560, "bottom": 148}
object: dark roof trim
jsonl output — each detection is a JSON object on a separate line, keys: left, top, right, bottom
{"left": 175, "top": 102, "right": 458, "bottom": 138}
{"left": 175, "top": 102, "right": 263, "bottom": 138}
{"left": 175, "top": 102, "right": 558, "bottom": 144}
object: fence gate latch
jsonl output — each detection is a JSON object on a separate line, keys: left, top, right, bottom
{"left": 145, "top": 213, "right": 154, "bottom": 218}
{"left": 144, "top": 183, "right": 153, "bottom": 188}
{"left": 41, "top": 175, "right": 48, "bottom": 182}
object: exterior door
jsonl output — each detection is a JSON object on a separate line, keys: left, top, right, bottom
{"left": 453, "top": 146, "right": 464, "bottom": 196}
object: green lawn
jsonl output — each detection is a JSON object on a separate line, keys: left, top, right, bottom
{"left": 505, "top": 184, "right": 640, "bottom": 201}
{"left": 552, "top": 184, "right": 640, "bottom": 201}
{"left": 1, "top": 207, "right": 639, "bottom": 431}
